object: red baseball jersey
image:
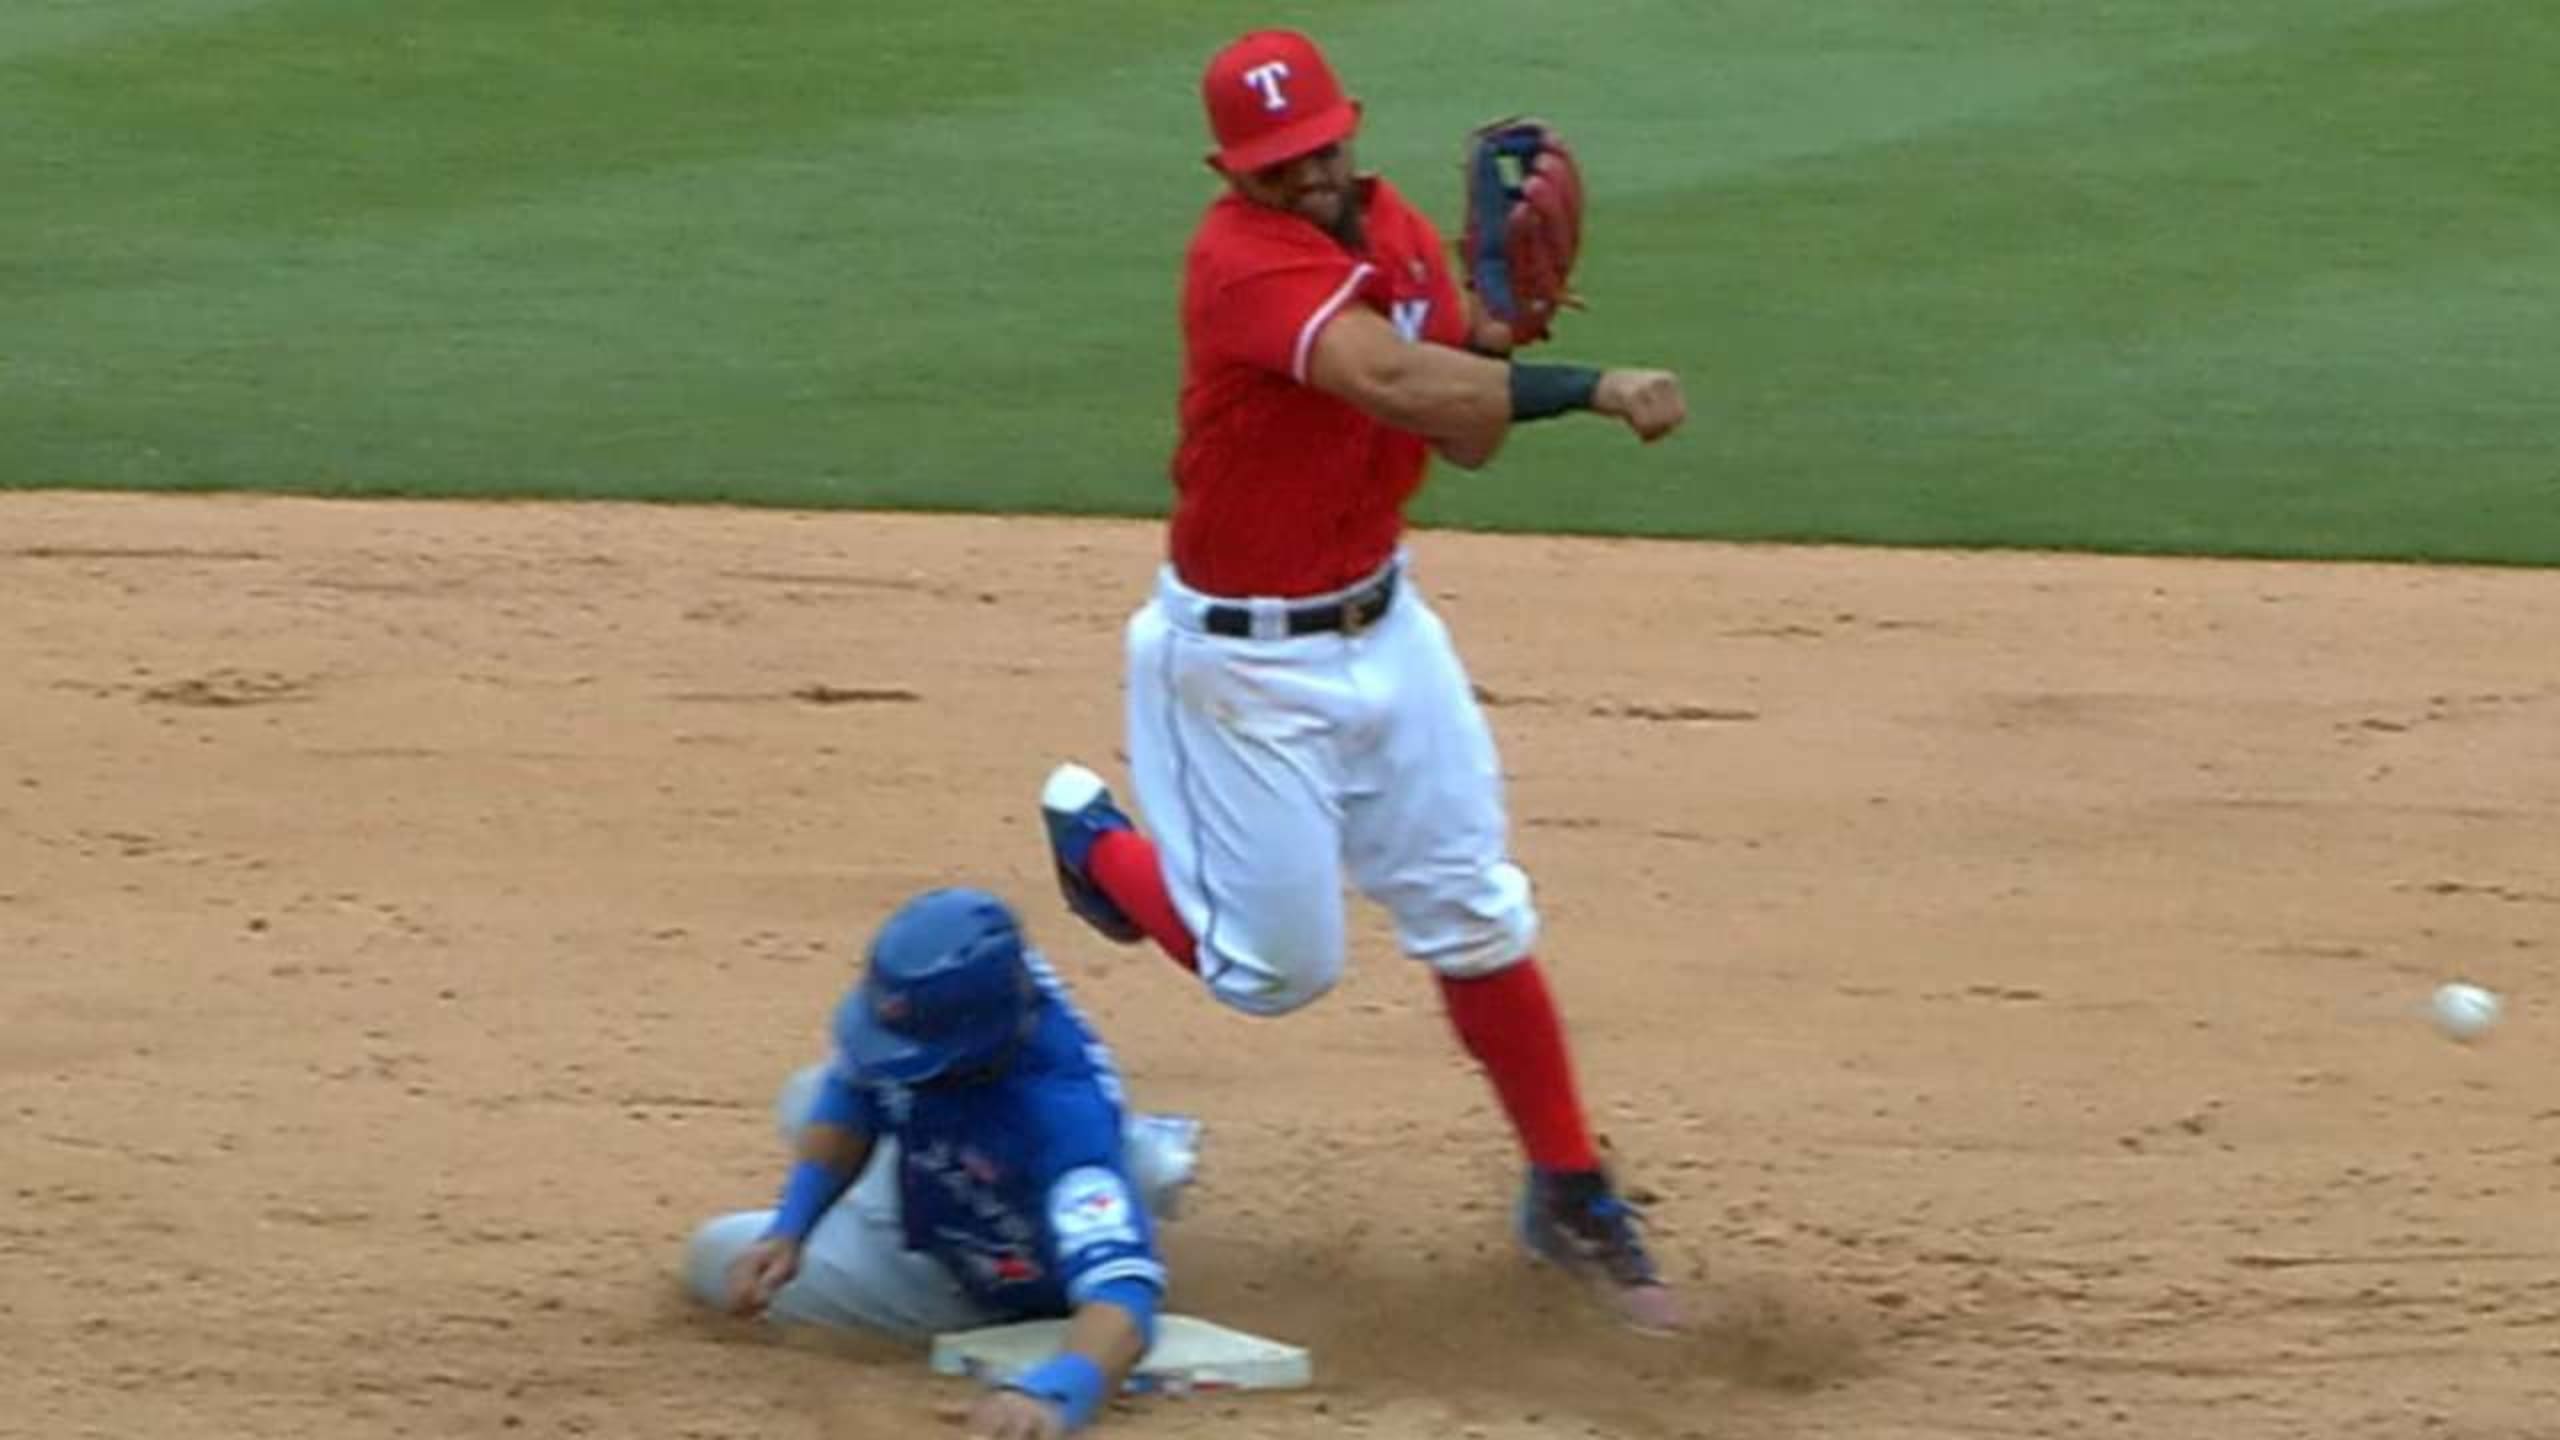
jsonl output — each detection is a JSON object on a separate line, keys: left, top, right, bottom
{"left": 1169, "top": 176, "right": 1468, "bottom": 598}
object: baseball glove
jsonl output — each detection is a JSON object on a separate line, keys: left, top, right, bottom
{"left": 1462, "top": 116, "right": 1585, "bottom": 347}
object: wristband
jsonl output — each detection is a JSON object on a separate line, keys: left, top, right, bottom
{"left": 1004, "top": 1352, "right": 1108, "bottom": 1432}
{"left": 763, "top": 1158, "right": 844, "bottom": 1243}
{"left": 1509, "top": 363, "right": 1601, "bottom": 422}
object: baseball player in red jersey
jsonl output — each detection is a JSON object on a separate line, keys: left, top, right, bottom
{"left": 1041, "top": 28, "right": 1689, "bottom": 1336}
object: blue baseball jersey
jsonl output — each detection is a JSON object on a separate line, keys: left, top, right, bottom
{"left": 825, "top": 958, "right": 1165, "bottom": 1318}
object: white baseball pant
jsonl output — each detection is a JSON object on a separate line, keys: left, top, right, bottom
{"left": 1122, "top": 554, "right": 1539, "bottom": 1017}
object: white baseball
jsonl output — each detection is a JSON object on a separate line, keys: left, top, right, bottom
{"left": 2431, "top": 982, "right": 2502, "bottom": 1042}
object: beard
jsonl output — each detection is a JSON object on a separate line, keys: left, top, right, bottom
{"left": 1328, "top": 197, "right": 1366, "bottom": 252}
{"left": 1309, "top": 186, "right": 1365, "bottom": 251}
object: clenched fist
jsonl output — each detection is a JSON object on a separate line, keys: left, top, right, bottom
{"left": 1593, "top": 369, "right": 1686, "bottom": 443}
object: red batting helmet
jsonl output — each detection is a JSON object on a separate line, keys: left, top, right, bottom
{"left": 1201, "top": 29, "right": 1362, "bottom": 173}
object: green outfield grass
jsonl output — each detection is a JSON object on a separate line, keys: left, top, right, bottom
{"left": 7, "top": 1, "right": 2556, "bottom": 561}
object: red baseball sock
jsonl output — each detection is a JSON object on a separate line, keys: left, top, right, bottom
{"left": 1437, "top": 960, "right": 1602, "bottom": 1173}
{"left": 1088, "top": 829, "right": 1199, "bottom": 974}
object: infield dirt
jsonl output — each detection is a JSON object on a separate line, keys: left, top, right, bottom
{"left": 6, "top": 493, "right": 2554, "bottom": 1439}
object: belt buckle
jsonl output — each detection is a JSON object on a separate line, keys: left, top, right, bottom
{"left": 1341, "top": 593, "right": 1369, "bottom": 637}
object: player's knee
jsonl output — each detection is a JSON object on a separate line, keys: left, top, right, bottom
{"left": 1207, "top": 965, "right": 1338, "bottom": 1017}
{"left": 1201, "top": 938, "right": 1341, "bottom": 1017}
{"left": 1408, "top": 864, "right": 1540, "bottom": 980}
{"left": 682, "top": 1212, "right": 768, "bottom": 1310}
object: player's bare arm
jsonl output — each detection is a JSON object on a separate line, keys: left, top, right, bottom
{"left": 1307, "top": 304, "right": 1512, "bottom": 467}
{"left": 1058, "top": 1296, "right": 1152, "bottom": 1397}
{"left": 723, "top": 1120, "right": 874, "bottom": 1316}
{"left": 1308, "top": 306, "right": 1689, "bottom": 465}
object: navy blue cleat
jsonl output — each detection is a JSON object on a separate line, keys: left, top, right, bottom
{"left": 1040, "top": 763, "right": 1145, "bottom": 945}
{"left": 1517, "top": 1165, "right": 1687, "bottom": 1337}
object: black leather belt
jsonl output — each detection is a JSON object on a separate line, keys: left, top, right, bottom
{"left": 1201, "top": 568, "right": 1398, "bottom": 639}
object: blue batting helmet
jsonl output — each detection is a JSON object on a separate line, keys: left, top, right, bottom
{"left": 833, "top": 888, "right": 1037, "bottom": 1084}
